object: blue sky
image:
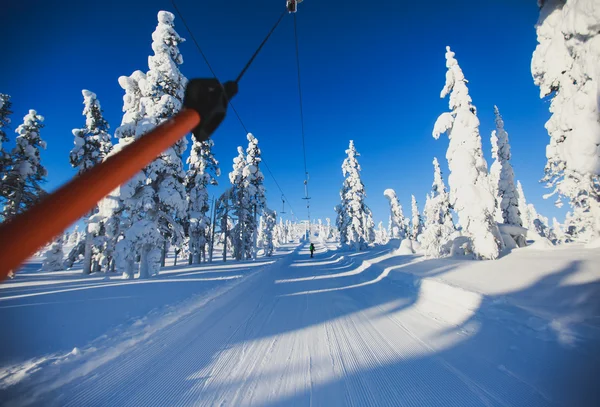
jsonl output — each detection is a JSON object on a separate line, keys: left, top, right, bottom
{"left": 1, "top": 0, "right": 560, "bottom": 228}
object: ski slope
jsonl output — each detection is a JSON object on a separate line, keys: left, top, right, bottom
{"left": 1, "top": 242, "right": 599, "bottom": 406}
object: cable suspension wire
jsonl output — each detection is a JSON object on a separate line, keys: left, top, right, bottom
{"left": 235, "top": 10, "right": 287, "bottom": 84}
{"left": 293, "top": 12, "right": 312, "bottom": 234}
{"left": 170, "top": 0, "right": 296, "bottom": 217}
{"left": 170, "top": 0, "right": 219, "bottom": 79}
{"left": 293, "top": 13, "right": 309, "bottom": 178}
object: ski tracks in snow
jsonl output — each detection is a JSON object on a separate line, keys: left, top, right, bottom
{"left": 5, "top": 243, "right": 578, "bottom": 406}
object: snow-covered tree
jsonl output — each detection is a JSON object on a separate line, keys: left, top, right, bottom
{"left": 532, "top": 0, "right": 600, "bottom": 242}
{"left": 2, "top": 110, "right": 47, "bottom": 220}
{"left": 260, "top": 208, "right": 277, "bottom": 256}
{"left": 186, "top": 138, "right": 220, "bottom": 263}
{"left": 433, "top": 46, "right": 502, "bottom": 260}
{"left": 273, "top": 218, "right": 284, "bottom": 246}
{"left": 141, "top": 10, "right": 189, "bottom": 272}
{"left": 563, "top": 204, "right": 596, "bottom": 241}
{"left": 516, "top": 180, "right": 551, "bottom": 240}
{"left": 490, "top": 105, "right": 522, "bottom": 227}
{"left": 70, "top": 90, "right": 112, "bottom": 173}
{"left": 375, "top": 221, "right": 389, "bottom": 245}
{"left": 113, "top": 11, "right": 189, "bottom": 278}
{"left": 42, "top": 236, "right": 64, "bottom": 271}
{"left": 0, "top": 94, "right": 14, "bottom": 220}
{"left": 70, "top": 90, "right": 113, "bottom": 274}
{"left": 67, "top": 225, "right": 81, "bottom": 245}
{"left": 552, "top": 216, "right": 568, "bottom": 243}
{"left": 410, "top": 195, "right": 424, "bottom": 240}
{"left": 334, "top": 203, "right": 348, "bottom": 246}
{"left": 383, "top": 188, "right": 408, "bottom": 240}
{"left": 421, "top": 157, "right": 456, "bottom": 257}
{"left": 103, "top": 71, "right": 147, "bottom": 278}
{"left": 229, "top": 146, "right": 249, "bottom": 260}
{"left": 364, "top": 210, "right": 376, "bottom": 244}
{"left": 516, "top": 180, "right": 531, "bottom": 229}
{"left": 0, "top": 94, "right": 13, "bottom": 182}
{"left": 337, "top": 140, "right": 374, "bottom": 250}
{"left": 243, "top": 133, "right": 266, "bottom": 260}
{"left": 114, "top": 71, "right": 147, "bottom": 142}
{"left": 90, "top": 188, "right": 124, "bottom": 274}
{"left": 325, "top": 217, "right": 333, "bottom": 239}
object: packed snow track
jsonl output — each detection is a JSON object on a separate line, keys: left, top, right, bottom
{"left": 2, "top": 242, "right": 599, "bottom": 406}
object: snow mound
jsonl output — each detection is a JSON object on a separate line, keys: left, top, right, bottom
{"left": 396, "top": 239, "right": 417, "bottom": 255}
{"left": 526, "top": 237, "right": 555, "bottom": 251}
{"left": 584, "top": 237, "right": 600, "bottom": 249}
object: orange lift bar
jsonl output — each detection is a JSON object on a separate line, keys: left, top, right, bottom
{"left": 0, "top": 79, "right": 236, "bottom": 281}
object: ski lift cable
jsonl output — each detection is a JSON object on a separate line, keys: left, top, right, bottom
{"left": 293, "top": 12, "right": 312, "bottom": 228}
{"left": 293, "top": 13, "right": 309, "bottom": 179}
{"left": 169, "top": 0, "right": 219, "bottom": 79}
{"left": 170, "top": 0, "right": 296, "bottom": 217}
{"left": 235, "top": 10, "right": 287, "bottom": 84}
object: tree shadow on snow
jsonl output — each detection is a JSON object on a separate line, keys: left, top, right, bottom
{"left": 3, "top": 244, "right": 600, "bottom": 407}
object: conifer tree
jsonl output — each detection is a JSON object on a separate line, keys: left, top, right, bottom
{"left": 489, "top": 106, "right": 522, "bottom": 227}
{"left": 532, "top": 0, "right": 600, "bottom": 241}
{"left": 243, "top": 133, "right": 266, "bottom": 260}
{"left": 42, "top": 236, "right": 64, "bottom": 271}
{"left": 410, "top": 195, "right": 424, "bottom": 240}
{"left": 337, "top": 140, "right": 374, "bottom": 250}
{"left": 383, "top": 189, "right": 408, "bottom": 240}
{"left": 433, "top": 46, "right": 502, "bottom": 259}
{"left": 186, "top": 138, "right": 219, "bottom": 263}
{"left": 421, "top": 157, "right": 455, "bottom": 257}
{"left": 0, "top": 94, "right": 13, "bottom": 195}
{"left": 2, "top": 110, "right": 47, "bottom": 220}
{"left": 229, "top": 146, "right": 248, "bottom": 260}
{"left": 70, "top": 89, "right": 113, "bottom": 274}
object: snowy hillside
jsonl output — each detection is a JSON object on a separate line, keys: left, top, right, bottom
{"left": 1, "top": 241, "right": 599, "bottom": 406}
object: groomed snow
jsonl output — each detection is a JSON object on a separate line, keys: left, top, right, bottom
{"left": 1, "top": 242, "right": 599, "bottom": 406}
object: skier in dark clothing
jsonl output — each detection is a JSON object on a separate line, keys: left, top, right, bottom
{"left": 309, "top": 243, "right": 315, "bottom": 258}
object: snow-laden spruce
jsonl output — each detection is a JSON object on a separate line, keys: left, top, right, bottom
{"left": 337, "top": 140, "right": 374, "bottom": 250}
{"left": 110, "top": 11, "right": 189, "bottom": 278}
{"left": 0, "top": 94, "right": 14, "bottom": 220}
{"left": 139, "top": 10, "right": 189, "bottom": 271}
{"left": 410, "top": 195, "right": 424, "bottom": 240}
{"left": 516, "top": 180, "right": 551, "bottom": 241}
{"left": 225, "top": 134, "right": 267, "bottom": 261}
{"left": 532, "top": 0, "right": 600, "bottom": 241}
{"left": 229, "top": 146, "right": 249, "bottom": 260}
{"left": 98, "top": 72, "right": 147, "bottom": 277}
{"left": 70, "top": 90, "right": 112, "bottom": 173}
{"left": 42, "top": 236, "right": 64, "bottom": 271}
{"left": 114, "top": 71, "right": 147, "bottom": 142}
{"left": 259, "top": 208, "right": 277, "bottom": 256}
{"left": 0, "top": 94, "right": 13, "bottom": 181}
{"left": 552, "top": 216, "right": 568, "bottom": 244}
{"left": 186, "top": 138, "right": 220, "bottom": 264}
{"left": 433, "top": 46, "right": 503, "bottom": 260}
{"left": 325, "top": 218, "right": 334, "bottom": 240}
{"left": 490, "top": 106, "right": 523, "bottom": 228}
{"left": 70, "top": 90, "right": 113, "bottom": 274}
{"left": 243, "top": 133, "right": 266, "bottom": 260}
{"left": 421, "top": 157, "right": 456, "bottom": 257}
{"left": 383, "top": 189, "right": 408, "bottom": 240}
{"left": 375, "top": 221, "right": 389, "bottom": 245}
{"left": 2, "top": 110, "right": 47, "bottom": 220}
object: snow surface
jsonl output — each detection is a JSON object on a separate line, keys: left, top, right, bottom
{"left": 1, "top": 242, "right": 599, "bottom": 406}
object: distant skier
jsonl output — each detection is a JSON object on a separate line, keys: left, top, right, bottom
{"left": 309, "top": 243, "right": 315, "bottom": 258}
